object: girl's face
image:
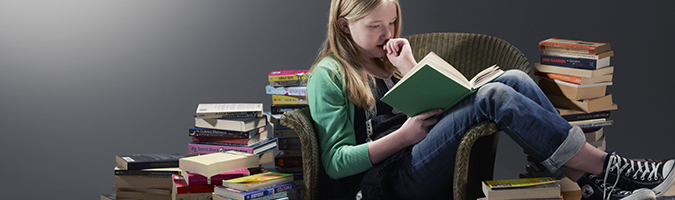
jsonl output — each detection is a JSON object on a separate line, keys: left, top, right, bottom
{"left": 344, "top": 2, "right": 397, "bottom": 59}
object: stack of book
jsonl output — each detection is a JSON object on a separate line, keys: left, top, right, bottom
{"left": 189, "top": 103, "right": 277, "bottom": 164}
{"left": 481, "top": 177, "right": 562, "bottom": 200}
{"left": 213, "top": 172, "right": 296, "bottom": 200}
{"left": 535, "top": 38, "right": 617, "bottom": 151}
{"left": 111, "top": 153, "right": 183, "bottom": 200}
{"left": 266, "top": 70, "right": 309, "bottom": 199}
{"left": 178, "top": 151, "right": 261, "bottom": 200}
{"left": 266, "top": 70, "right": 310, "bottom": 113}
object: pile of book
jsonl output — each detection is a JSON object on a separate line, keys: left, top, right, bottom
{"left": 178, "top": 151, "right": 261, "bottom": 200}
{"left": 535, "top": 38, "right": 617, "bottom": 151}
{"left": 266, "top": 70, "right": 309, "bottom": 114}
{"left": 266, "top": 70, "right": 309, "bottom": 200}
{"left": 189, "top": 103, "right": 277, "bottom": 164}
{"left": 213, "top": 171, "right": 296, "bottom": 200}
{"left": 481, "top": 177, "right": 562, "bottom": 200}
{"left": 110, "top": 153, "right": 183, "bottom": 200}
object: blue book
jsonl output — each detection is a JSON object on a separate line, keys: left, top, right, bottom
{"left": 214, "top": 183, "right": 296, "bottom": 200}
{"left": 540, "top": 54, "right": 609, "bottom": 70}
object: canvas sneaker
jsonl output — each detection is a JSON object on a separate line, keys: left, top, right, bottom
{"left": 601, "top": 153, "right": 675, "bottom": 196}
{"left": 578, "top": 173, "right": 656, "bottom": 200}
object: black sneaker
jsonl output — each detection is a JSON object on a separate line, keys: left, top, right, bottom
{"left": 578, "top": 173, "right": 656, "bottom": 200}
{"left": 601, "top": 153, "right": 675, "bottom": 196}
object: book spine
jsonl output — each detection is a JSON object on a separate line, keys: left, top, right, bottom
{"left": 577, "top": 120, "right": 614, "bottom": 129}
{"left": 268, "top": 70, "right": 309, "bottom": 82}
{"left": 114, "top": 169, "right": 178, "bottom": 177}
{"left": 562, "top": 111, "right": 611, "bottom": 121}
{"left": 538, "top": 38, "right": 609, "bottom": 54}
{"left": 196, "top": 111, "right": 263, "bottom": 119}
{"left": 188, "top": 127, "right": 252, "bottom": 138}
{"left": 270, "top": 104, "right": 309, "bottom": 114}
{"left": 192, "top": 136, "right": 249, "bottom": 145}
{"left": 188, "top": 143, "right": 253, "bottom": 154}
{"left": 272, "top": 95, "right": 308, "bottom": 105}
{"left": 126, "top": 161, "right": 179, "bottom": 170}
{"left": 534, "top": 71, "right": 584, "bottom": 85}
{"left": 277, "top": 137, "right": 302, "bottom": 150}
{"left": 265, "top": 85, "right": 307, "bottom": 96}
{"left": 274, "top": 129, "right": 298, "bottom": 138}
{"left": 243, "top": 183, "right": 296, "bottom": 200}
{"left": 275, "top": 155, "right": 303, "bottom": 167}
{"left": 540, "top": 55, "right": 601, "bottom": 70}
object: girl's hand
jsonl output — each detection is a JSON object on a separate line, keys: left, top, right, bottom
{"left": 384, "top": 38, "right": 416, "bottom": 76}
{"left": 396, "top": 108, "right": 443, "bottom": 146}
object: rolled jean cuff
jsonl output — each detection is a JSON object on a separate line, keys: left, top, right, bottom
{"left": 540, "top": 126, "right": 585, "bottom": 176}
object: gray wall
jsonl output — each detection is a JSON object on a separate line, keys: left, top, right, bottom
{"left": 1, "top": 1, "right": 673, "bottom": 199}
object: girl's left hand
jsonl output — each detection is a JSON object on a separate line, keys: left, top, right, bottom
{"left": 384, "top": 38, "right": 416, "bottom": 75}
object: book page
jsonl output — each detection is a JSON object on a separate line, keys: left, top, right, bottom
{"left": 469, "top": 65, "right": 503, "bottom": 89}
{"left": 196, "top": 103, "right": 263, "bottom": 114}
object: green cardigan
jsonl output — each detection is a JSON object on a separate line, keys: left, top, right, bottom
{"left": 307, "top": 56, "right": 373, "bottom": 179}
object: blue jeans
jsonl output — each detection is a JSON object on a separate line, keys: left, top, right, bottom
{"left": 389, "top": 70, "right": 586, "bottom": 199}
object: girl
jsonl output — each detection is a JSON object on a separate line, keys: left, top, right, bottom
{"left": 307, "top": 0, "right": 674, "bottom": 199}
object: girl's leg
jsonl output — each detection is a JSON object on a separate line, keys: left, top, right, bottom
{"left": 389, "top": 70, "right": 585, "bottom": 199}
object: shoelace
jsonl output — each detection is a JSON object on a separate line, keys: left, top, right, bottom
{"left": 606, "top": 154, "right": 663, "bottom": 182}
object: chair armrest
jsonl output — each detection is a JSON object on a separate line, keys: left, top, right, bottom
{"left": 280, "top": 108, "right": 320, "bottom": 200}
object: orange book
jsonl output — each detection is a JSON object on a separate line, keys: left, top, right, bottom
{"left": 539, "top": 38, "right": 611, "bottom": 55}
{"left": 535, "top": 71, "right": 612, "bottom": 85}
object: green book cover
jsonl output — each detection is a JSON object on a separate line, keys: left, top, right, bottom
{"left": 380, "top": 52, "right": 503, "bottom": 117}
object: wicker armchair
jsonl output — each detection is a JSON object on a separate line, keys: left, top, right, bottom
{"left": 280, "top": 32, "right": 531, "bottom": 200}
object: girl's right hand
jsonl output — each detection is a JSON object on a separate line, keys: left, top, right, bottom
{"left": 396, "top": 108, "right": 443, "bottom": 146}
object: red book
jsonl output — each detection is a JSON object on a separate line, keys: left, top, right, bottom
{"left": 183, "top": 168, "right": 250, "bottom": 185}
{"left": 172, "top": 174, "right": 218, "bottom": 194}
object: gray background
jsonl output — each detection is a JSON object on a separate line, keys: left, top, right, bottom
{"left": 1, "top": 1, "right": 674, "bottom": 199}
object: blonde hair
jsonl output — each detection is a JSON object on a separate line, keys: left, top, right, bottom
{"left": 310, "top": 0, "right": 402, "bottom": 109}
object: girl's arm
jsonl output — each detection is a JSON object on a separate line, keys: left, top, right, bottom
{"left": 367, "top": 108, "right": 442, "bottom": 164}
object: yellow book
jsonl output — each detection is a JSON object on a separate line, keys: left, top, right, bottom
{"left": 272, "top": 94, "right": 307, "bottom": 105}
{"left": 483, "top": 177, "right": 561, "bottom": 200}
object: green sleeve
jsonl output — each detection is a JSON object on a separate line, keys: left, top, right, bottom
{"left": 307, "top": 56, "right": 373, "bottom": 179}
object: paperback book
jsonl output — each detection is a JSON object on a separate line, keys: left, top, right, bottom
{"left": 179, "top": 151, "right": 259, "bottom": 178}
{"left": 214, "top": 182, "right": 296, "bottom": 200}
{"left": 222, "top": 172, "right": 294, "bottom": 192}
{"left": 188, "top": 137, "right": 278, "bottom": 155}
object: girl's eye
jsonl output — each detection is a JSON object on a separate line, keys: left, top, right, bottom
{"left": 371, "top": 25, "right": 380, "bottom": 28}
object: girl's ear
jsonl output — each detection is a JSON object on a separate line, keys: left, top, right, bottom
{"left": 338, "top": 17, "right": 350, "bottom": 34}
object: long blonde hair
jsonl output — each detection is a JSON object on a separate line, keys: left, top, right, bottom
{"left": 310, "top": 0, "right": 402, "bottom": 110}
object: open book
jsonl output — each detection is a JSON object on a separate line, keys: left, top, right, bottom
{"left": 381, "top": 52, "right": 504, "bottom": 117}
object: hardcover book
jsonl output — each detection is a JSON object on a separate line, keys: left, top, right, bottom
{"left": 172, "top": 174, "right": 218, "bottom": 194}
{"left": 539, "top": 38, "right": 611, "bottom": 55}
{"left": 269, "top": 70, "right": 309, "bottom": 87}
{"left": 115, "top": 153, "right": 183, "bottom": 170}
{"left": 113, "top": 166, "right": 180, "bottom": 177}
{"left": 270, "top": 104, "right": 308, "bottom": 115}
{"left": 183, "top": 168, "right": 250, "bottom": 185}
{"left": 188, "top": 137, "right": 278, "bottom": 155}
{"left": 191, "top": 129, "right": 268, "bottom": 146}
{"left": 194, "top": 116, "right": 267, "bottom": 132}
{"left": 272, "top": 95, "right": 308, "bottom": 105}
{"left": 178, "top": 151, "right": 259, "bottom": 178}
{"left": 482, "top": 177, "right": 561, "bottom": 200}
{"left": 547, "top": 94, "right": 615, "bottom": 113}
{"left": 214, "top": 182, "right": 296, "bottom": 200}
{"left": 195, "top": 103, "right": 264, "bottom": 119}
{"left": 189, "top": 126, "right": 264, "bottom": 138}
{"left": 537, "top": 78, "right": 611, "bottom": 100}
{"left": 534, "top": 63, "right": 613, "bottom": 78}
{"left": 265, "top": 85, "right": 307, "bottom": 96}
{"left": 540, "top": 54, "right": 610, "bottom": 70}
{"left": 381, "top": 52, "right": 504, "bottom": 117}
{"left": 222, "top": 172, "right": 293, "bottom": 192}
{"left": 534, "top": 71, "right": 613, "bottom": 85}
